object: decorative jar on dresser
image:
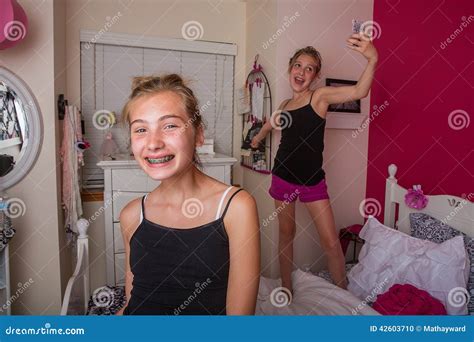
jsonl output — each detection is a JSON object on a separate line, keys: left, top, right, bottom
{"left": 97, "top": 153, "right": 237, "bottom": 286}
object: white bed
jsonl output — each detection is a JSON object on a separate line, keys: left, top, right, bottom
{"left": 61, "top": 164, "right": 473, "bottom": 315}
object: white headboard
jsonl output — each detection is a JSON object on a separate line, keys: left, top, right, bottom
{"left": 384, "top": 164, "right": 473, "bottom": 238}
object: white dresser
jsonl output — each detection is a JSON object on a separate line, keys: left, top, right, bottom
{"left": 97, "top": 153, "right": 237, "bottom": 286}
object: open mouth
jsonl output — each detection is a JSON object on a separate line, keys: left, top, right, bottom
{"left": 145, "top": 155, "right": 175, "bottom": 165}
{"left": 294, "top": 76, "right": 305, "bottom": 85}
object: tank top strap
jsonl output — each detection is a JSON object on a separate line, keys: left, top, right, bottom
{"left": 309, "top": 90, "right": 315, "bottom": 104}
{"left": 281, "top": 99, "right": 291, "bottom": 111}
{"left": 219, "top": 188, "right": 244, "bottom": 220}
{"left": 139, "top": 194, "right": 149, "bottom": 223}
{"left": 214, "top": 186, "right": 234, "bottom": 220}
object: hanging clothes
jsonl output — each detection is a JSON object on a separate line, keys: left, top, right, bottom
{"left": 0, "top": 198, "right": 16, "bottom": 252}
{"left": 60, "top": 105, "right": 83, "bottom": 238}
{"left": 251, "top": 81, "right": 265, "bottom": 121}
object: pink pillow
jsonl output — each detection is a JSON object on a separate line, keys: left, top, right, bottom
{"left": 373, "top": 284, "right": 446, "bottom": 315}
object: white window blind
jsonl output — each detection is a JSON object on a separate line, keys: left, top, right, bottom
{"left": 80, "top": 42, "right": 235, "bottom": 189}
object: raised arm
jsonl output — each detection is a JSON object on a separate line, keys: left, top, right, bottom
{"left": 251, "top": 99, "right": 289, "bottom": 148}
{"left": 316, "top": 33, "right": 378, "bottom": 106}
{"left": 225, "top": 190, "right": 260, "bottom": 315}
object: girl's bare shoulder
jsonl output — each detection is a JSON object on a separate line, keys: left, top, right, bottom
{"left": 120, "top": 197, "right": 142, "bottom": 239}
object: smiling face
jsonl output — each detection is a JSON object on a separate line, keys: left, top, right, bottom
{"left": 129, "top": 91, "right": 203, "bottom": 181}
{"left": 288, "top": 54, "right": 319, "bottom": 92}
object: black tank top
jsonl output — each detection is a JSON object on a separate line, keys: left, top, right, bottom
{"left": 123, "top": 187, "right": 243, "bottom": 315}
{"left": 272, "top": 92, "right": 326, "bottom": 185}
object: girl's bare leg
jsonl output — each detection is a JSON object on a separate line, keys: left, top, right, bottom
{"left": 276, "top": 200, "right": 297, "bottom": 294}
{"left": 304, "top": 199, "right": 347, "bottom": 289}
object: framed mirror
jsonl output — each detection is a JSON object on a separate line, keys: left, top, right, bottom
{"left": 0, "top": 66, "right": 43, "bottom": 191}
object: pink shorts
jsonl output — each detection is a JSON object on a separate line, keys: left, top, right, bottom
{"left": 269, "top": 174, "right": 330, "bottom": 203}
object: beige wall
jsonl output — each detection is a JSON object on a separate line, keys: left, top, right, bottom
{"left": 244, "top": 0, "right": 279, "bottom": 277}
{"left": 64, "top": 0, "right": 247, "bottom": 288}
{"left": 1, "top": 0, "right": 65, "bottom": 314}
{"left": 243, "top": 0, "right": 373, "bottom": 277}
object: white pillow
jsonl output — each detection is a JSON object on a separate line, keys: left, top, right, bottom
{"left": 347, "top": 216, "right": 470, "bottom": 315}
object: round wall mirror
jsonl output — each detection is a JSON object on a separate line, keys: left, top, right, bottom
{"left": 0, "top": 66, "right": 43, "bottom": 191}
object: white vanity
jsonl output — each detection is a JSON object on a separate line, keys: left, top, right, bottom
{"left": 97, "top": 153, "right": 237, "bottom": 286}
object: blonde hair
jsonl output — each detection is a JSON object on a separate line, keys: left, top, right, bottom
{"left": 288, "top": 46, "right": 322, "bottom": 74}
{"left": 122, "top": 74, "right": 204, "bottom": 168}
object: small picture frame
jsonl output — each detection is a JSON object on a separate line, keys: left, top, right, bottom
{"left": 325, "top": 78, "right": 361, "bottom": 113}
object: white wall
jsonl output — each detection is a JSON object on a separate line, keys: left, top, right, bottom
{"left": 244, "top": 0, "right": 279, "bottom": 277}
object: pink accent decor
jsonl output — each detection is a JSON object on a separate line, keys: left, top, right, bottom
{"left": 404, "top": 185, "right": 429, "bottom": 210}
{"left": 373, "top": 284, "right": 447, "bottom": 315}
{"left": 0, "top": 0, "right": 28, "bottom": 50}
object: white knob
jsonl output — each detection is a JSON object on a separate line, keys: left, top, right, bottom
{"left": 388, "top": 164, "right": 398, "bottom": 179}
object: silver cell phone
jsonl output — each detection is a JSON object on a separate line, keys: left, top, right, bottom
{"left": 352, "top": 19, "right": 362, "bottom": 34}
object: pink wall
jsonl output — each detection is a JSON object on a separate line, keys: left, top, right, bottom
{"left": 366, "top": 0, "right": 474, "bottom": 219}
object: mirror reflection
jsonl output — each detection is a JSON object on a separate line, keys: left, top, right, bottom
{"left": 0, "top": 80, "right": 29, "bottom": 177}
